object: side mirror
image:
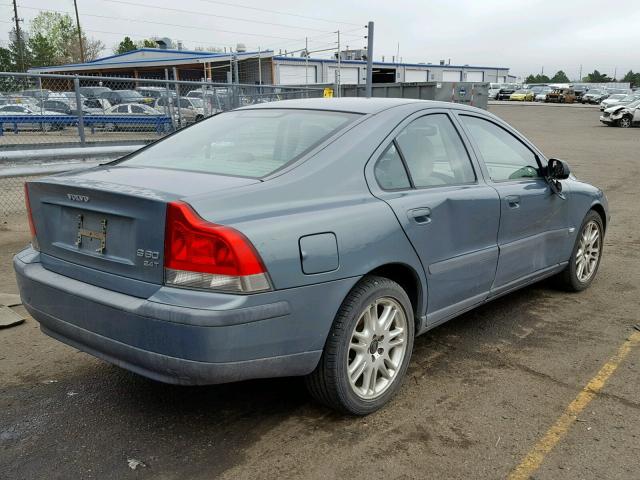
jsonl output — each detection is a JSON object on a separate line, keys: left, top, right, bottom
{"left": 547, "top": 158, "right": 570, "bottom": 180}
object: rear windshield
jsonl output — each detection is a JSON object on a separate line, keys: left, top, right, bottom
{"left": 121, "top": 109, "right": 359, "bottom": 178}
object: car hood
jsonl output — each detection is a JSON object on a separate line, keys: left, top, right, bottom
{"left": 604, "top": 105, "right": 629, "bottom": 114}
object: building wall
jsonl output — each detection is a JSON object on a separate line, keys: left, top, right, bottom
{"left": 272, "top": 57, "right": 509, "bottom": 85}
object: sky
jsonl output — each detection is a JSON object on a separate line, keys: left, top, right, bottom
{"left": 2, "top": 0, "right": 640, "bottom": 79}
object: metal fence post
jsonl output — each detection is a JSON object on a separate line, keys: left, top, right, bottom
{"left": 73, "top": 76, "right": 86, "bottom": 146}
{"left": 172, "top": 67, "right": 183, "bottom": 128}
{"left": 164, "top": 69, "right": 174, "bottom": 129}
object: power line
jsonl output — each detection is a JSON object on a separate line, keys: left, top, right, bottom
{"left": 8, "top": 3, "right": 307, "bottom": 42}
{"left": 192, "top": 0, "right": 361, "bottom": 26}
{"left": 101, "top": 0, "right": 329, "bottom": 32}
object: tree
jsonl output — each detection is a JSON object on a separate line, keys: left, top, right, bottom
{"left": 28, "top": 12, "right": 104, "bottom": 65}
{"left": 622, "top": 70, "right": 640, "bottom": 88}
{"left": 583, "top": 70, "right": 611, "bottom": 83}
{"left": 115, "top": 36, "right": 136, "bottom": 54}
{"left": 7, "top": 27, "right": 31, "bottom": 72}
{"left": 137, "top": 39, "right": 157, "bottom": 48}
{"left": 550, "top": 70, "right": 570, "bottom": 83}
{"left": 28, "top": 33, "right": 57, "bottom": 68}
{"left": 525, "top": 73, "right": 550, "bottom": 84}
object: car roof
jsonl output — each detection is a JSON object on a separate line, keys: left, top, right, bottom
{"left": 238, "top": 97, "right": 481, "bottom": 115}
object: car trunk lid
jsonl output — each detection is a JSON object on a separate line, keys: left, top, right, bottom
{"left": 27, "top": 165, "right": 259, "bottom": 287}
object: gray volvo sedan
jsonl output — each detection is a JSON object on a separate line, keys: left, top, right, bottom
{"left": 15, "top": 98, "right": 609, "bottom": 415}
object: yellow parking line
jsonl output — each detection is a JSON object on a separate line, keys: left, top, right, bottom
{"left": 508, "top": 330, "right": 640, "bottom": 480}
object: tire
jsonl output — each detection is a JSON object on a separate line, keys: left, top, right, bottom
{"left": 305, "top": 275, "right": 415, "bottom": 415}
{"left": 556, "top": 210, "right": 604, "bottom": 292}
{"left": 618, "top": 116, "right": 632, "bottom": 128}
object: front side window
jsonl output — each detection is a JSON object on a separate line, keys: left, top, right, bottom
{"left": 395, "top": 113, "right": 476, "bottom": 188}
{"left": 131, "top": 105, "right": 145, "bottom": 114}
{"left": 121, "top": 109, "right": 359, "bottom": 178}
{"left": 460, "top": 115, "right": 540, "bottom": 181}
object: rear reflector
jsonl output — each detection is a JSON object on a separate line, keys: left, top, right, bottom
{"left": 164, "top": 201, "right": 271, "bottom": 293}
{"left": 24, "top": 183, "right": 39, "bottom": 251}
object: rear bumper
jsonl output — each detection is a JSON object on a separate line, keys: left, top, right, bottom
{"left": 14, "top": 247, "right": 358, "bottom": 385}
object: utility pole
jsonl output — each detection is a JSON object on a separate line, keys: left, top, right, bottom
{"left": 12, "top": 0, "right": 25, "bottom": 72}
{"left": 365, "top": 21, "right": 374, "bottom": 97}
{"left": 579, "top": 64, "right": 583, "bottom": 82}
{"left": 336, "top": 30, "right": 341, "bottom": 97}
{"left": 73, "top": 0, "right": 85, "bottom": 63}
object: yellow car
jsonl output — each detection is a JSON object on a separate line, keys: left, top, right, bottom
{"left": 509, "top": 89, "right": 535, "bottom": 101}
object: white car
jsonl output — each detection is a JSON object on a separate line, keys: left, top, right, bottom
{"left": 102, "top": 103, "right": 169, "bottom": 131}
{"left": 0, "top": 104, "right": 66, "bottom": 131}
{"left": 599, "top": 94, "right": 627, "bottom": 111}
{"left": 600, "top": 99, "right": 640, "bottom": 128}
{"left": 535, "top": 87, "right": 552, "bottom": 102}
{"left": 487, "top": 83, "right": 502, "bottom": 100}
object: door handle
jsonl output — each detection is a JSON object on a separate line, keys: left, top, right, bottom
{"left": 505, "top": 195, "right": 521, "bottom": 209}
{"left": 407, "top": 207, "right": 432, "bottom": 224}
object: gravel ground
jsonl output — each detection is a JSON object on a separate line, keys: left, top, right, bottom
{"left": 1, "top": 103, "right": 639, "bottom": 480}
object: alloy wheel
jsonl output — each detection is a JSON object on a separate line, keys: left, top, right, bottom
{"left": 347, "top": 297, "right": 408, "bottom": 399}
{"left": 576, "top": 220, "right": 601, "bottom": 283}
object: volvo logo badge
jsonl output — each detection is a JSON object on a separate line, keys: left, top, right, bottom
{"left": 67, "top": 193, "right": 90, "bottom": 202}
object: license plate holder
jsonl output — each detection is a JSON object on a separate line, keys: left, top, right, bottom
{"left": 75, "top": 213, "right": 108, "bottom": 254}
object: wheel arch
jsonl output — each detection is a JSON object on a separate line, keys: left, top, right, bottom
{"left": 590, "top": 203, "right": 607, "bottom": 232}
{"left": 366, "top": 262, "right": 425, "bottom": 331}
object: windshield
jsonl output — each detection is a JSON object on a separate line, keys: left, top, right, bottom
{"left": 514, "top": 90, "right": 529, "bottom": 94}
{"left": 626, "top": 99, "right": 640, "bottom": 108}
{"left": 587, "top": 90, "right": 604, "bottom": 95}
{"left": 187, "top": 98, "right": 204, "bottom": 108}
{"left": 122, "top": 109, "right": 359, "bottom": 178}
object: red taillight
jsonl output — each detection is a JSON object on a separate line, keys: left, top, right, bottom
{"left": 24, "top": 183, "right": 39, "bottom": 250}
{"left": 164, "top": 201, "right": 271, "bottom": 293}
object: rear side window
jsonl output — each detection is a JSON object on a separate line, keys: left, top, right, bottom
{"left": 122, "top": 109, "right": 359, "bottom": 178}
{"left": 460, "top": 115, "right": 540, "bottom": 181}
{"left": 374, "top": 143, "right": 411, "bottom": 190}
{"left": 396, "top": 114, "right": 476, "bottom": 187}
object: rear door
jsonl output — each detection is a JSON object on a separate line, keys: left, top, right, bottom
{"left": 369, "top": 110, "right": 500, "bottom": 323}
{"left": 457, "top": 113, "right": 571, "bottom": 291}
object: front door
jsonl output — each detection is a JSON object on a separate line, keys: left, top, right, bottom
{"left": 457, "top": 114, "right": 571, "bottom": 290}
{"left": 371, "top": 112, "right": 500, "bottom": 324}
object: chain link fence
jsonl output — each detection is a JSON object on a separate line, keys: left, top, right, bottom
{"left": 0, "top": 72, "right": 325, "bottom": 150}
{"left": 0, "top": 71, "right": 325, "bottom": 215}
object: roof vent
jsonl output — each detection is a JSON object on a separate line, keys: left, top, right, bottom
{"left": 156, "top": 37, "right": 173, "bottom": 49}
{"left": 236, "top": 43, "right": 247, "bottom": 53}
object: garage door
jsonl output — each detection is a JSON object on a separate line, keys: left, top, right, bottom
{"left": 466, "top": 71, "right": 484, "bottom": 82}
{"left": 442, "top": 70, "right": 462, "bottom": 82}
{"left": 328, "top": 66, "right": 359, "bottom": 84}
{"left": 405, "top": 69, "right": 429, "bottom": 82}
{"left": 278, "top": 64, "right": 317, "bottom": 85}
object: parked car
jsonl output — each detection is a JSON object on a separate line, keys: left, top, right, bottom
{"left": 102, "top": 103, "right": 168, "bottom": 131}
{"left": 605, "top": 88, "right": 632, "bottom": 95}
{"left": 154, "top": 96, "right": 206, "bottom": 124}
{"left": 137, "top": 87, "right": 177, "bottom": 101}
{"left": 16, "top": 98, "right": 609, "bottom": 415}
{"left": 600, "top": 93, "right": 640, "bottom": 111}
{"left": 78, "top": 86, "right": 112, "bottom": 99}
{"left": 38, "top": 99, "right": 75, "bottom": 115}
{"left": 488, "top": 83, "right": 502, "bottom": 100}
{"left": 100, "top": 89, "right": 153, "bottom": 106}
{"left": 600, "top": 99, "right": 640, "bottom": 128}
{"left": 573, "top": 86, "right": 588, "bottom": 102}
{"left": 581, "top": 89, "right": 609, "bottom": 104}
{"left": 186, "top": 87, "right": 232, "bottom": 110}
{"left": 509, "top": 89, "right": 535, "bottom": 101}
{"left": 21, "top": 89, "right": 52, "bottom": 100}
{"left": 534, "top": 86, "right": 553, "bottom": 102}
{"left": 496, "top": 84, "right": 519, "bottom": 100}
{"left": 545, "top": 88, "right": 576, "bottom": 103}
{"left": 0, "top": 104, "right": 65, "bottom": 130}
{"left": 82, "top": 98, "right": 113, "bottom": 114}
